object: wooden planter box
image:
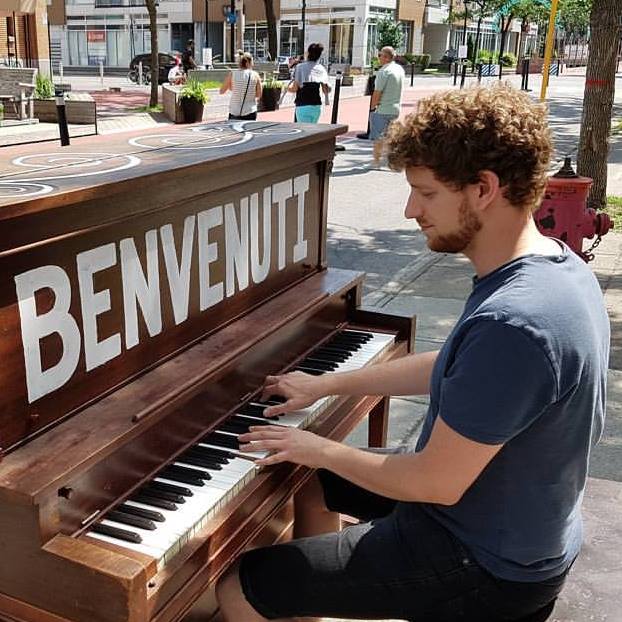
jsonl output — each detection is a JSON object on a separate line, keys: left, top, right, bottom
{"left": 33, "top": 99, "right": 97, "bottom": 125}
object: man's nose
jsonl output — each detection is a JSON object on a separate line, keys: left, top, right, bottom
{"left": 404, "top": 195, "right": 422, "bottom": 220}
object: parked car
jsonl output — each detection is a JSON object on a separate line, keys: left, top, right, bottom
{"left": 128, "top": 53, "right": 178, "bottom": 84}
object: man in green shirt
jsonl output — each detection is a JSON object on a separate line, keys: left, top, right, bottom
{"left": 369, "top": 46, "right": 404, "bottom": 141}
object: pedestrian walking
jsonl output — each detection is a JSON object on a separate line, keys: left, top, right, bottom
{"left": 289, "top": 43, "right": 331, "bottom": 123}
{"left": 369, "top": 46, "right": 404, "bottom": 145}
{"left": 181, "top": 39, "right": 197, "bottom": 74}
{"left": 220, "top": 52, "right": 262, "bottom": 121}
{"left": 215, "top": 84, "right": 609, "bottom": 622}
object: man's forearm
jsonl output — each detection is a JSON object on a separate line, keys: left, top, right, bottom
{"left": 323, "top": 350, "right": 438, "bottom": 398}
{"left": 321, "top": 443, "right": 451, "bottom": 505}
{"left": 370, "top": 90, "right": 382, "bottom": 109}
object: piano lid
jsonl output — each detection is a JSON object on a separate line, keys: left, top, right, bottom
{"left": 0, "top": 121, "right": 346, "bottom": 452}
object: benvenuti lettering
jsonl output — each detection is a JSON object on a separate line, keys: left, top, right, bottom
{"left": 14, "top": 174, "right": 310, "bottom": 403}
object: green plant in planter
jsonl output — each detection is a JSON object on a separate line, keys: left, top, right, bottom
{"left": 0, "top": 102, "right": 4, "bottom": 123}
{"left": 262, "top": 76, "right": 283, "bottom": 90}
{"left": 35, "top": 74, "right": 55, "bottom": 99}
{"left": 179, "top": 78, "right": 209, "bottom": 123}
{"left": 179, "top": 78, "right": 209, "bottom": 104}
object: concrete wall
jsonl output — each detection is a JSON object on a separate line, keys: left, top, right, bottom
{"left": 423, "top": 23, "right": 449, "bottom": 62}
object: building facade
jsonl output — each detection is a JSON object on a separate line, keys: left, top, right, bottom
{"left": 47, "top": 0, "right": 424, "bottom": 70}
{"left": 1, "top": 0, "right": 51, "bottom": 75}
{"left": 422, "top": 0, "right": 533, "bottom": 63}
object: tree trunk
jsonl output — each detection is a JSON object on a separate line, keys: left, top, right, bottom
{"left": 146, "top": 0, "right": 159, "bottom": 108}
{"left": 263, "top": 0, "right": 278, "bottom": 60}
{"left": 472, "top": 17, "right": 482, "bottom": 72}
{"left": 577, "top": 0, "right": 621, "bottom": 210}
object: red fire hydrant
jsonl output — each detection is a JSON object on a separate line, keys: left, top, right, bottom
{"left": 534, "top": 157, "right": 612, "bottom": 262}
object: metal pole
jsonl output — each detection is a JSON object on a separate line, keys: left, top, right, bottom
{"left": 55, "top": 88, "right": 70, "bottom": 146}
{"left": 453, "top": 61, "right": 459, "bottom": 85}
{"left": 410, "top": 62, "right": 414, "bottom": 87}
{"left": 460, "top": 61, "right": 467, "bottom": 88}
{"left": 301, "top": 0, "right": 307, "bottom": 55}
{"left": 331, "top": 72, "right": 342, "bottom": 124}
{"left": 540, "top": 0, "right": 560, "bottom": 101}
{"left": 205, "top": 0, "right": 209, "bottom": 49}
{"left": 100, "top": 61, "right": 104, "bottom": 87}
{"left": 138, "top": 60, "right": 143, "bottom": 85}
{"left": 230, "top": 0, "right": 235, "bottom": 62}
{"left": 477, "top": 62, "right": 482, "bottom": 83}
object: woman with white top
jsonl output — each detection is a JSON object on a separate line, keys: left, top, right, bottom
{"left": 220, "top": 52, "right": 263, "bottom": 120}
{"left": 289, "top": 43, "right": 330, "bottom": 123}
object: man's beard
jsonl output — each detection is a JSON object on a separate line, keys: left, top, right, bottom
{"left": 427, "top": 198, "right": 482, "bottom": 253}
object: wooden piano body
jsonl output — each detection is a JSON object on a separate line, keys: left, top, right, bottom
{"left": 0, "top": 121, "right": 415, "bottom": 622}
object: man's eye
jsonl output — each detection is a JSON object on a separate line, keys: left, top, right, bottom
{"left": 421, "top": 192, "right": 435, "bottom": 199}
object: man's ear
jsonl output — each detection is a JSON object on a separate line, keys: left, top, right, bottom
{"left": 470, "top": 170, "right": 501, "bottom": 213}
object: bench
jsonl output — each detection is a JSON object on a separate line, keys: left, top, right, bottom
{"left": 0, "top": 67, "right": 37, "bottom": 120}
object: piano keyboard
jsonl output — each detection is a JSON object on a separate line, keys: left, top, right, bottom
{"left": 85, "top": 329, "right": 395, "bottom": 568}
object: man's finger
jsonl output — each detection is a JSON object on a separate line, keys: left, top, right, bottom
{"left": 239, "top": 439, "right": 286, "bottom": 451}
{"left": 256, "top": 451, "right": 289, "bottom": 466}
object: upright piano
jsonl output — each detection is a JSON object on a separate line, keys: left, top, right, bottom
{"left": 0, "top": 120, "right": 415, "bottom": 622}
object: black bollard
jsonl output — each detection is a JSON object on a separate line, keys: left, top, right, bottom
{"left": 55, "top": 88, "right": 70, "bottom": 147}
{"left": 357, "top": 73, "right": 375, "bottom": 140}
{"left": 331, "top": 72, "right": 345, "bottom": 152}
{"left": 488, "top": 56, "right": 493, "bottom": 78}
{"left": 460, "top": 62, "right": 467, "bottom": 88}
{"left": 524, "top": 58, "right": 530, "bottom": 91}
{"left": 410, "top": 62, "right": 415, "bottom": 87}
{"left": 453, "top": 61, "right": 459, "bottom": 86}
{"left": 498, "top": 59, "right": 503, "bottom": 81}
{"left": 477, "top": 62, "right": 483, "bottom": 83}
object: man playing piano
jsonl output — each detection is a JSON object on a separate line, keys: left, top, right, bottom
{"left": 216, "top": 85, "right": 609, "bottom": 621}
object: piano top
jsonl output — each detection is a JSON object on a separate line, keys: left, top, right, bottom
{"left": 0, "top": 120, "right": 346, "bottom": 217}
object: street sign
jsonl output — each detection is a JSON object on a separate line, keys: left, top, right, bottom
{"left": 226, "top": 12, "right": 237, "bottom": 24}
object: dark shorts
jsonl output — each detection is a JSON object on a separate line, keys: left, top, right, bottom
{"left": 238, "top": 468, "right": 569, "bottom": 621}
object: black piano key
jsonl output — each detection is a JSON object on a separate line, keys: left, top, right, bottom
{"left": 142, "top": 483, "right": 189, "bottom": 503}
{"left": 166, "top": 464, "right": 212, "bottom": 481}
{"left": 319, "top": 343, "right": 360, "bottom": 354}
{"left": 107, "top": 510, "right": 157, "bottom": 531}
{"left": 294, "top": 366, "right": 325, "bottom": 376}
{"left": 300, "top": 358, "right": 338, "bottom": 371}
{"left": 188, "top": 445, "right": 234, "bottom": 463}
{"left": 219, "top": 420, "right": 252, "bottom": 434}
{"left": 179, "top": 453, "right": 224, "bottom": 470}
{"left": 329, "top": 336, "right": 367, "bottom": 347}
{"left": 92, "top": 522, "right": 142, "bottom": 544}
{"left": 149, "top": 479, "right": 194, "bottom": 496}
{"left": 131, "top": 493, "right": 179, "bottom": 511}
{"left": 231, "top": 414, "right": 271, "bottom": 426}
{"left": 343, "top": 330, "right": 374, "bottom": 340}
{"left": 203, "top": 432, "right": 240, "bottom": 450}
{"left": 239, "top": 403, "right": 267, "bottom": 417}
{"left": 159, "top": 469, "right": 206, "bottom": 487}
{"left": 309, "top": 350, "right": 349, "bottom": 363}
{"left": 118, "top": 503, "right": 165, "bottom": 523}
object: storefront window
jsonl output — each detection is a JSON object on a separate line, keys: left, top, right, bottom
{"left": 329, "top": 19, "right": 353, "bottom": 64}
{"left": 280, "top": 21, "right": 300, "bottom": 58}
{"left": 243, "top": 22, "right": 270, "bottom": 60}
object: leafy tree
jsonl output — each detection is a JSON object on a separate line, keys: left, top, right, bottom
{"left": 145, "top": 0, "right": 158, "bottom": 108}
{"left": 511, "top": 0, "right": 549, "bottom": 57}
{"left": 577, "top": 0, "right": 620, "bottom": 209}
{"left": 376, "top": 17, "right": 404, "bottom": 50}
{"left": 263, "top": 0, "right": 278, "bottom": 60}
{"left": 558, "top": 0, "right": 592, "bottom": 37}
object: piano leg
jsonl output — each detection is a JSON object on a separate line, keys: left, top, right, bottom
{"left": 367, "top": 396, "right": 390, "bottom": 448}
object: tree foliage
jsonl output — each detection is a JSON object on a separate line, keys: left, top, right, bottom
{"left": 376, "top": 17, "right": 404, "bottom": 50}
{"left": 558, "top": 0, "right": 592, "bottom": 37}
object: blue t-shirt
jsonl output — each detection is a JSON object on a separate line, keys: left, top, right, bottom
{"left": 410, "top": 243, "right": 609, "bottom": 582}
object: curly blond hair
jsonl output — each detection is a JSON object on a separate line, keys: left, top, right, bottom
{"left": 384, "top": 85, "right": 553, "bottom": 210}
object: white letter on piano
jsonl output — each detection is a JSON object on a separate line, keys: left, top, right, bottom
{"left": 250, "top": 189, "right": 271, "bottom": 284}
{"left": 225, "top": 200, "right": 249, "bottom": 297}
{"left": 160, "top": 216, "right": 195, "bottom": 325}
{"left": 77, "top": 243, "right": 121, "bottom": 371}
{"left": 197, "top": 206, "right": 224, "bottom": 310}
{"left": 292, "top": 174, "right": 309, "bottom": 263}
{"left": 14, "top": 266, "right": 81, "bottom": 403}
{"left": 120, "top": 229, "right": 163, "bottom": 349}
{"left": 272, "top": 179, "right": 292, "bottom": 271}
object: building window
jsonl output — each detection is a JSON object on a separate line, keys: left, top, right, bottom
{"left": 329, "top": 19, "right": 354, "bottom": 64}
{"left": 243, "top": 21, "right": 269, "bottom": 60}
{"left": 280, "top": 20, "right": 300, "bottom": 58}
